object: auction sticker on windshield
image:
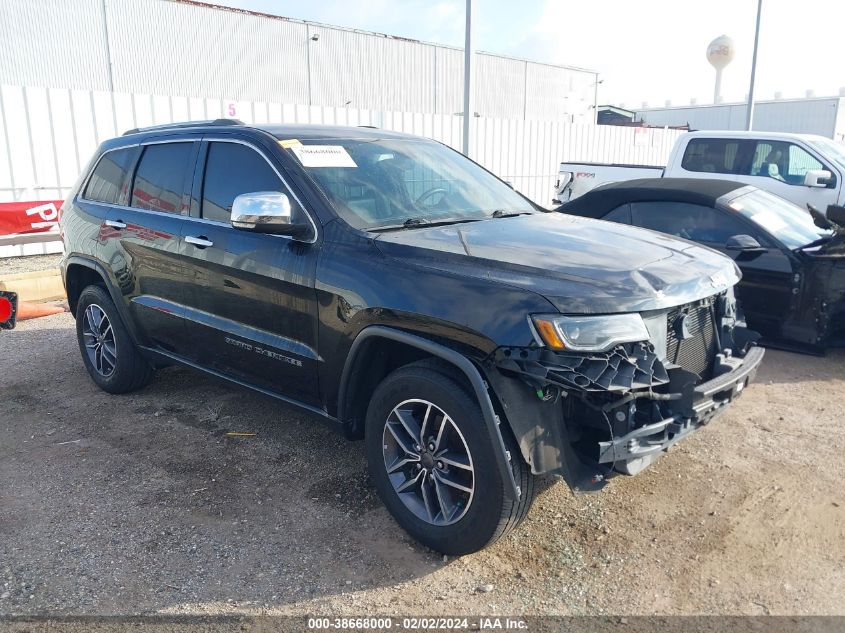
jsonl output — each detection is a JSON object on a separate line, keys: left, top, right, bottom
{"left": 290, "top": 144, "right": 357, "bottom": 168}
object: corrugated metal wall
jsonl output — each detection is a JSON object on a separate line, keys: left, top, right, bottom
{"left": 0, "top": 0, "right": 597, "bottom": 122}
{"left": 635, "top": 98, "right": 845, "bottom": 140}
{"left": 0, "top": 0, "right": 112, "bottom": 90}
{"left": 106, "top": 0, "right": 311, "bottom": 103}
{"left": 476, "top": 55, "right": 526, "bottom": 120}
{"left": 0, "top": 84, "right": 685, "bottom": 212}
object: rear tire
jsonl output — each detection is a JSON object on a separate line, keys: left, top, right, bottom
{"left": 365, "top": 363, "right": 535, "bottom": 555}
{"left": 75, "top": 285, "right": 154, "bottom": 394}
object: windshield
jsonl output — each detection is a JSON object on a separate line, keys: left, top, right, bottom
{"left": 809, "top": 137, "right": 845, "bottom": 172}
{"left": 283, "top": 137, "right": 535, "bottom": 230}
{"left": 723, "top": 188, "right": 832, "bottom": 249}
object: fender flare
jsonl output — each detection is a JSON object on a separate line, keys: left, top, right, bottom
{"left": 63, "top": 255, "right": 142, "bottom": 345}
{"left": 338, "top": 325, "right": 520, "bottom": 501}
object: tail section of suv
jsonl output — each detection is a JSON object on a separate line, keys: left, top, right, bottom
{"left": 60, "top": 120, "right": 764, "bottom": 554}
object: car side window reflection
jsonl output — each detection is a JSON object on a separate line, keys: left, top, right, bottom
{"left": 629, "top": 201, "right": 755, "bottom": 245}
{"left": 202, "top": 142, "right": 286, "bottom": 223}
{"left": 131, "top": 143, "right": 194, "bottom": 214}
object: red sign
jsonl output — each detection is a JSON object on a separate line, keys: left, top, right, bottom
{"left": 0, "top": 200, "right": 63, "bottom": 236}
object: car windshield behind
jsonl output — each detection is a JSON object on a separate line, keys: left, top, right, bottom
{"left": 809, "top": 137, "right": 845, "bottom": 172}
{"left": 723, "top": 188, "right": 832, "bottom": 249}
{"left": 285, "top": 138, "right": 535, "bottom": 230}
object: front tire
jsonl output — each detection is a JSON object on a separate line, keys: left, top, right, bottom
{"left": 365, "top": 363, "right": 535, "bottom": 555}
{"left": 75, "top": 285, "right": 154, "bottom": 394}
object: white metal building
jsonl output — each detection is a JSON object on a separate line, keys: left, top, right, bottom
{"left": 0, "top": 0, "right": 598, "bottom": 123}
{"left": 634, "top": 96, "right": 845, "bottom": 141}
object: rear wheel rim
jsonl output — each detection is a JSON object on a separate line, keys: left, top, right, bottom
{"left": 382, "top": 399, "right": 475, "bottom": 526}
{"left": 82, "top": 304, "right": 117, "bottom": 378}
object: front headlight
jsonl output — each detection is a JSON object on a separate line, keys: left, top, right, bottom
{"left": 532, "top": 313, "right": 649, "bottom": 352}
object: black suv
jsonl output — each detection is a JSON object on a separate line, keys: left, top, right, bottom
{"left": 60, "top": 120, "right": 764, "bottom": 554}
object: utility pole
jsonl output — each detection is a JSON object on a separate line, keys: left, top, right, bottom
{"left": 745, "top": 0, "right": 763, "bottom": 131}
{"left": 462, "top": 0, "right": 475, "bottom": 156}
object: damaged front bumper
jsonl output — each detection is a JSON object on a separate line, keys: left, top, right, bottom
{"left": 485, "top": 329, "right": 765, "bottom": 492}
{"left": 596, "top": 345, "right": 764, "bottom": 472}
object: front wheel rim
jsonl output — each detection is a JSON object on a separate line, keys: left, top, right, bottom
{"left": 382, "top": 399, "right": 475, "bottom": 526}
{"left": 82, "top": 304, "right": 117, "bottom": 378}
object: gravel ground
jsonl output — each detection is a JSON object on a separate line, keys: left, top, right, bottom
{"left": 1, "top": 313, "right": 844, "bottom": 620}
{"left": 0, "top": 254, "right": 63, "bottom": 276}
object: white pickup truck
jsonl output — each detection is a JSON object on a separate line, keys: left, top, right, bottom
{"left": 553, "top": 130, "right": 845, "bottom": 213}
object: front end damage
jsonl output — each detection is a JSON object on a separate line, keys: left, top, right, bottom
{"left": 483, "top": 289, "right": 765, "bottom": 492}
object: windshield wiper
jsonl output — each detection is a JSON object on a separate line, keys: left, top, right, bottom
{"left": 368, "top": 216, "right": 484, "bottom": 232}
{"left": 490, "top": 210, "right": 531, "bottom": 218}
{"left": 799, "top": 235, "right": 834, "bottom": 250}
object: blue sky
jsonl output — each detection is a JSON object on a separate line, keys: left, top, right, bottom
{"left": 209, "top": 0, "right": 845, "bottom": 108}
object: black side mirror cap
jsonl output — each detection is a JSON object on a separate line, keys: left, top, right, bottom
{"left": 726, "top": 234, "right": 764, "bottom": 252}
{"left": 808, "top": 204, "right": 832, "bottom": 230}
{"left": 827, "top": 204, "right": 845, "bottom": 228}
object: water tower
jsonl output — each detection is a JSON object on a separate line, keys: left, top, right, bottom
{"left": 707, "top": 35, "right": 735, "bottom": 104}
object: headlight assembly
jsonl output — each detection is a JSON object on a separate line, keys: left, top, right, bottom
{"left": 532, "top": 313, "right": 650, "bottom": 352}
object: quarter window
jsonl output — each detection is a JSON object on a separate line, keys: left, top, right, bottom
{"left": 83, "top": 148, "right": 135, "bottom": 204}
{"left": 681, "top": 139, "right": 741, "bottom": 174}
{"left": 603, "top": 204, "right": 631, "bottom": 223}
{"left": 630, "top": 201, "right": 753, "bottom": 245}
{"left": 202, "top": 143, "right": 285, "bottom": 223}
{"left": 130, "top": 143, "right": 194, "bottom": 214}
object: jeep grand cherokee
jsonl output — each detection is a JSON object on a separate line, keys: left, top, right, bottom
{"left": 60, "top": 120, "right": 764, "bottom": 554}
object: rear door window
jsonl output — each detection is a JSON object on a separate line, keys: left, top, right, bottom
{"left": 630, "top": 201, "right": 753, "bottom": 245}
{"left": 681, "top": 139, "right": 742, "bottom": 174}
{"left": 130, "top": 143, "right": 194, "bottom": 214}
{"left": 201, "top": 142, "right": 285, "bottom": 223}
{"left": 83, "top": 148, "right": 135, "bottom": 204}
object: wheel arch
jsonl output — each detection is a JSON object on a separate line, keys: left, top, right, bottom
{"left": 65, "top": 260, "right": 107, "bottom": 316}
{"left": 63, "top": 256, "right": 141, "bottom": 344}
{"left": 337, "top": 325, "right": 520, "bottom": 501}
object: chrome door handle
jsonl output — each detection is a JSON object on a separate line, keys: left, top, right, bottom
{"left": 185, "top": 235, "right": 214, "bottom": 248}
{"left": 104, "top": 220, "right": 126, "bottom": 229}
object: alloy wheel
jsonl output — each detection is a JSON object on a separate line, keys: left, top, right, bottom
{"left": 82, "top": 304, "right": 117, "bottom": 378}
{"left": 382, "top": 399, "right": 475, "bottom": 526}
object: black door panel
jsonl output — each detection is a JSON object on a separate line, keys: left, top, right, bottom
{"left": 627, "top": 200, "right": 796, "bottom": 337}
{"left": 102, "top": 209, "right": 187, "bottom": 351}
{"left": 179, "top": 139, "right": 321, "bottom": 405}
{"left": 99, "top": 140, "right": 198, "bottom": 354}
{"left": 709, "top": 246, "right": 795, "bottom": 338}
{"left": 180, "top": 224, "right": 320, "bottom": 403}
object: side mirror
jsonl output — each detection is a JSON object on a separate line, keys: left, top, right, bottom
{"left": 807, "top": 204, "right": 832, "bottom": 230}
{"left": 803, "top": 169, "right": 832, "bottom": 188}
{"left": 726, "top": 234, "right": 765, "bottom": 252}
{"left": 231, "top": 192, "right": 312, "bottom": 239}
{"left": 826, "top": 204, "right": 845, "bottom": 227}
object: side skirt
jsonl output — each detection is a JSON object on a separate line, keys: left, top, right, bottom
{"left": 139, "top": 346, "right": 341, "bottom": 427}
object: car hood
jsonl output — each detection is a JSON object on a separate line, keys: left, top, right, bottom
{"left": 374, "top": 213, "right": 740, "bottom": 313}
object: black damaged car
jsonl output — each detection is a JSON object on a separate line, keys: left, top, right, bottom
{"left": 60, "top": 122, "right": 763, "bottom": 554}
{"left": 559, "top": 178, "right": 845, "bottom": 352}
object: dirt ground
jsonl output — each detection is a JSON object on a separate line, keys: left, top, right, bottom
{"left": 0, "top": 254, "right": 62, "bottom": 276}
{"left": 1, "top": 310, "right": 844, "bottom": 620}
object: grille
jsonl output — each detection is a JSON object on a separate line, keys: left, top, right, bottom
{"left": 665, "top": 301, "right": 718, "bottom": 379}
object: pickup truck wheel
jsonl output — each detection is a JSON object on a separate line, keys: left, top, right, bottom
{"left": 75, "top": 285, "right": 154, "bottom": 394}
{"left": 365, "top": 364, "right": 535, "bottom": 555}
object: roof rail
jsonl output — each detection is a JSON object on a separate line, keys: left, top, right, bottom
{"left": 357, "top": 125, "right": 379, "bottom": 129}
{"left": 122, "top": 118, "right": 245, "bottom": 136}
